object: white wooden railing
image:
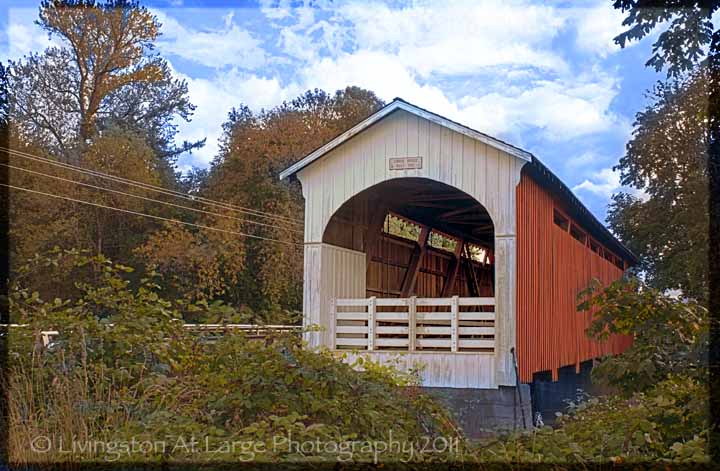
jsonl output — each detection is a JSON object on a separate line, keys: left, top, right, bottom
{"left": 331, "top": 296, "right": 495, "bottom": 353}
{"left": 1, "top": 324, "right": 301, "bottom": 346}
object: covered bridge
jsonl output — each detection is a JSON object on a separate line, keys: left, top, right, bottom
{"left": 280, "top": 98, "right": 635, "bottom": 390}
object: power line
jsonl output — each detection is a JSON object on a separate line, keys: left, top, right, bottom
{"left": 2, "top": 145, "right": 304, "bottom": 225}
{"left": 0, "top": 146, "right": 305, "bottom": 226}
{"left": 7, "top": 147, "right": 305, "bottom": 227}
{"left": 1, "top": 162, "right": 304, "bottom": 235}
{"left": 2, "top": 183, "right": 304, "bottom": 248}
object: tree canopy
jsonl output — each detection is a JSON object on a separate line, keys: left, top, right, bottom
{"left": 613, "top": 0, "right": 719, "bottom": 78}
{"left": 8, "top": 0, "right": 201, "bottom": 162}
{"left": 608, "top": 68, "right": 709, "bottom": 302}
{"left": 610, "top": 1, "right": 714, "bottom": 304}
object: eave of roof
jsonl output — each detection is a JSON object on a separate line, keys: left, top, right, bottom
{"left": 279, "top": 97, "right": 638, "bottom": 265}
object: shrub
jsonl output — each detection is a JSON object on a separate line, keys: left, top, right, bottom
{"left": 473, "top": 375, "right": 709, "bottom": 464}
{"left": 578, "top": 277, "right": 708, "bottom": 393}
{"left": 6, "top": 249, "right": 461, "bottom": 465}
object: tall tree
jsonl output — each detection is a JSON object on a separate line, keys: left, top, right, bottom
{"left": 208, "top": 86, "right": 384, "bottom": 315}
{"left": 610, "top": 1, "right": 716, "bottom": 303}
{"left": 612, "top": 1, "right": 719, "bottom": 458}
{"left": 5, "top": 0, "right": 200, "bottom": 281}
{"left": 139, "top": 87, "right": 384, "bottom": 319}
{"left": 608, "top": 69, "right": 708, "bottom": 301}
{"left": 8, "top": 0, "right": 201, "bottom": 162}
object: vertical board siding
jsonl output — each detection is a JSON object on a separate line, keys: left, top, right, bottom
{"left": 341, "top": 352, "right": 496, "bottom": 388}
{"left": 303, "top": 243, "right": 366, "bottom": 348}
{"left": 516, "top": 174, "right": 633, "bottom": 383}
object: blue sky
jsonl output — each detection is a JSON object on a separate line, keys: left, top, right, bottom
{"left": 2, "top": 0, "right": 667, "bottom": 222}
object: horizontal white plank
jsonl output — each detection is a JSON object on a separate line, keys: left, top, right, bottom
{"left": 417, "top": 326, "right": 451, "bottom": 335}
{"left": 336, "top": 326, "right": 368, "bottom": 334}
{"left": 336, "top": 338, "right": 369, "bottom": 347}
{"left": 375, "top": 338, "right": 409, "bottom": 347}
{"left": 376, "top": 326, "right": 408, "bottom": 334}
{"left": 459, "top": 339, "right": 495, "bottom": 349}
{"left": 375, "top": 298, "right": 408, "bottom": 306}
{"left": 459, "top": 327, "right": 495, "bottom": 335}
{"left": 375, "top": 312, "right": 408, "bottom": 321}
{"left": 416, "top": 298, "right": 452, "bottom": 306}
{"left": 335, "top": 312, "right": 368, "bottom": 321}
{"left": 416, "top": 313, "right": 452, "bottom": 321}
{"left": 416, "top": 338, "right": 451, "bottom": 348}
{"left": 459, "top": 312, "right": 495, "bottom": 321}
{"left": 336, "top": 299, "right": 370, "bottom": 307}
{"left": 458, "top": 297, "right": 495, "bottom": 306}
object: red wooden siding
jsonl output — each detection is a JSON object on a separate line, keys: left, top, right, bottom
{"left": 516, "top": 173, "right": 633, "bottom": 382}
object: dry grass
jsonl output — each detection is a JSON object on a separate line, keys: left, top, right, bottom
{"left": 7, "top": 349, "right": 136, "bottom": 465}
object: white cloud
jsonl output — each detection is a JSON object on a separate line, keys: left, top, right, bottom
{"left": 462, "top": 72, "right": 626, "bottom": 140}
{"left": 154, "top": 9, "right": 266, "bottom": 69}
{"left": 174, "top": 67, "right": 302, "bottom": 166}
{"left": 301, "top": 50, "right": 451, "bottom": 109}
{"left": 3, "top": 8, "right": 57, "bottom": 61}
{"left": 335, "top": 0, "right": 567, "bottom": 77}
{"left": 573, "top": 167, "right": 621, "bottom": 198}
{"left": 572, "top": 2, "right": 629, "bottom": 57}
{"left": 259, "top": 0, "right": 294, "bottom": 20}
{"left": 299, "top": 49, "right": 625, "bottom": 141}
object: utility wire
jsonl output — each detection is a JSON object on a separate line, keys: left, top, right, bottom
{"left": 1, "top": 183, "right": 304, "bottom": 248}
{"left": 1, "top": 162, "right": 304, "bottom": 235}
{"left": 3, "top": 145, "right": 304, "bottom": 225}
{"left": 0, "top": 146, "right": 304, "bottom": 226}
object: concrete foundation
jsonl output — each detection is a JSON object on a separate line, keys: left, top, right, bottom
{"left": 423, "top": 385, "right": 532, "bottom": 439}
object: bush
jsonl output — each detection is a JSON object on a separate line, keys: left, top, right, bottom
{"left": 472, "top": 375, "right": 709, "bottom": 464}
{"left": 6, "top": 250, "right": 461, "bottom": 465}
{"left": 469, "top": 278, "right": 710, "bottom": 465}
{"left": 578, "top": 277, "right": 708, "bottom": 393}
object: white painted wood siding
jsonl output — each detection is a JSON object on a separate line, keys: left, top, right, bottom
{"left": 341, "top": 352, "right": 496, "bottom": 389}
{"left": 297, "top": 109, "right": 527, "bottom": 387}
{"left": 303, "top": 243, "right": 366, "bottom": 348}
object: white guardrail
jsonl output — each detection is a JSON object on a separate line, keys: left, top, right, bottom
{"left": 331, "top": 296, "right": 495, "bottom": 353}
{"left": 1, "top": 324, "right": 302, "bottom": 346}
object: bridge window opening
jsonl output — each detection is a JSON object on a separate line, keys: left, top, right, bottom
{"left": 553, "top": 209, "right": 569, "bottom": 231}
{"left": 569, "top": 224, "right": 587, "bottom": 245}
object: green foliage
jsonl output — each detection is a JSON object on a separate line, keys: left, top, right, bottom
{"left": 612, "top": 0, "right": 718, "bottom": 78}
{"left": 578, "top": 277, "right": 708, "bottom": 393}
{"left": 474, "top": 375, "right": 709, "bottom": 463}
{"left": 124, "top": 335, "right": 460, "bottom": 463}
{"left": 7, "top": 249, "right": 460, "bottom": 465}
{"left": 608, "top": 68, "right": 709, "bottom": 303}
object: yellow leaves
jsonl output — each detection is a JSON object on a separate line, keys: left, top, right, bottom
{"left": 136, "top": 220, "right": 247, "bottom": 304}
{"left": 102, "top": 62, "right": 165, "bottom": 96}
{"left": 37, "top": 2, "right": 169, "bottom": 141}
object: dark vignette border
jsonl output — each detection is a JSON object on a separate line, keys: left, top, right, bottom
{"left": 0, "top": 1, "right": 715, "bottom": 470}
{"left": 708, "top": 20, "right": 720, "bottom": 466}
{"left": 1, "top": 46, "right": 10, "bottom": 471}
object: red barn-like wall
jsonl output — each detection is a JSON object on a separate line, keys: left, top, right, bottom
{"left": 516, "top": 172, "right": 633, "bottom": 383}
